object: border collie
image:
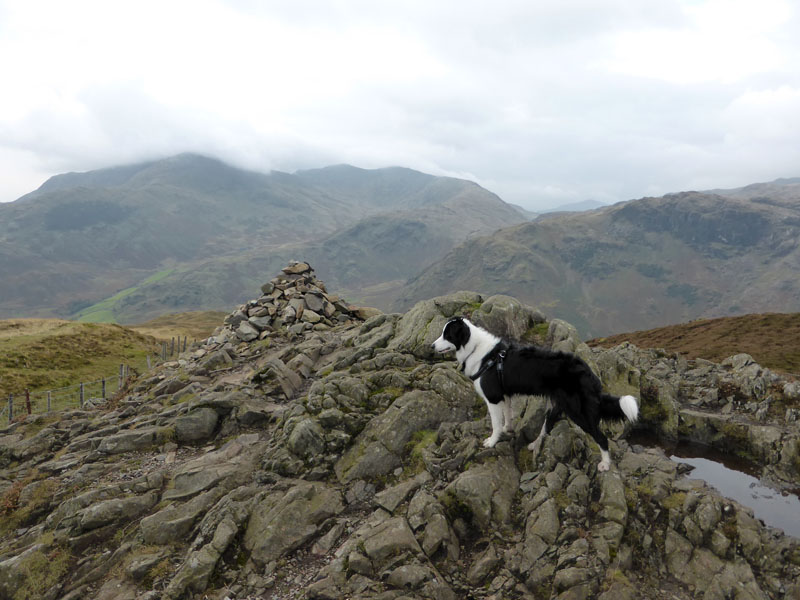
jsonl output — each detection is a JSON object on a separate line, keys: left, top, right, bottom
{"left": 432, "top": 317, "right": 638, "bottom": 471}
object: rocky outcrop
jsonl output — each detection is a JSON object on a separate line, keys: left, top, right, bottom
{"left": 0, "top": 263, "right": 798, "bottom": 600}
{"left": 592, "top": 342, "right": 800, "bottom": 487}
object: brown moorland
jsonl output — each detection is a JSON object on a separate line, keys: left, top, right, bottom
{"left": 589, "top": 312, "right": 800, "bottom": 375}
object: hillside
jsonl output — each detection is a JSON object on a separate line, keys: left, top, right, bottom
{"left": 0, "top": 319, "right": 159, "bottom": 400}
{"left": 0, "top": 155, "right": 528, "bottom": 323}
{"left": 0, "top": 265, "right": 798, "bottom": 599}
{"left": 397, "top": 179, "right": 800, "bottom": 338}
{"left": 128, "top": 311, "right": 229, "bottom": 343}
{"left": 588, "top": 313, "right": 800, "bottom": 375}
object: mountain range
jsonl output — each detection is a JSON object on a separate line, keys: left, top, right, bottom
{"left": 0, "top": 154, "right": 528, "bottom": 322}
{"left": 2, "top": 154, "right": 799, "bottom": 338}
{"left": 397, "top": 181, "right": 800, "bottom": 336}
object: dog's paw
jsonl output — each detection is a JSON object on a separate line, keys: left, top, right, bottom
{"left": 483, "top": 436, "right": 498, "bottom": 448}
{"left": 527, "top": 439, "right": 541, "bottom": 454}
{"left": 597, "top": 460, "right": 610, "bottom": 472}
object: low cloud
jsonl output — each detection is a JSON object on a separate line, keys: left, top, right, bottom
{"left": 1, "top": 0, "right": 799, "bottom": 210}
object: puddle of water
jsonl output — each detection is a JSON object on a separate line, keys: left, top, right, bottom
{"left": 627, "top": 432, "right": 800, "bottom": 538}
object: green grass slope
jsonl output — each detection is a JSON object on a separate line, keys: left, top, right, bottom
{"left": 0, "top": 319, "right": 159, "bottom": 400}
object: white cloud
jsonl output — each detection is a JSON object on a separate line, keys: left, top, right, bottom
{"left": 1, "top": 0, "right": 799, "bottom": 209}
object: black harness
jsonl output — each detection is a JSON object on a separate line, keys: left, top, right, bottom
{"left": 464, "top": 343, "right": 509, "bottom": 389}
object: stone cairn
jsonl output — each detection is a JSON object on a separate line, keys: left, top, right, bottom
{"left": 213, "top": 261, "right": 373, "bottom": 344}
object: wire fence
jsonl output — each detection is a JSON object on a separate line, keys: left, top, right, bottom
{"left": 2, "top": 364, "right": 136, "bottom": 424}
{"left": 1, "top": 335, "right": 198, "bottom": 425}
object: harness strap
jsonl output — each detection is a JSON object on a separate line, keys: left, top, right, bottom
{"left": 468, "top": 347, "right": 508, "bottom": 391}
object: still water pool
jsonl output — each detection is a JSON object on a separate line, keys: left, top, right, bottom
{"left": 627, "top": 433, "right": 800, "bottom": 538}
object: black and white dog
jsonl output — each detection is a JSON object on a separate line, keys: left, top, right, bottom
{"left": 432, "top": 317, "right": 638, "bottom": 471}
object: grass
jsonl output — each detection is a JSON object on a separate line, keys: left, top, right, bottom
{"left": 73, "top": 269, "right": 175, "bottom": 323}
{"left": 12, "top": 545, "right": 73, "bottom": 600}
{"left": 404, "top": 429, "right": 437, "bottom": 474}
{"left": 0, "top": 319, "right": 159, "bottom": 401}
{"left": 129, "top": 310, "right": 227, "bottom": 343}
{"left": 589, "top": 312, "right": 800, "bottom": 374}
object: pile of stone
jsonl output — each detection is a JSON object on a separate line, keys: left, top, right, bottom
{"left": 214, "top": 261, "right": 375, "bottom": 343}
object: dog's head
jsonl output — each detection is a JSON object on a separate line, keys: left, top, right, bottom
{"left": 432, "top": 317, "right": 472, "bottom": 354}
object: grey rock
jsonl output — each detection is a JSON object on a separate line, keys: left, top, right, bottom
{"left": 386, "top": 564, "right": 434, "bottom": 590}
{"left": 200, "top": 349, "right": 233, "bottom": 371}
{"left": 375, "top": 471, "right": 432, "bottom": 513}
{"left": 141, "top": 488, "right": 225, "bottom": 545}
{"left": 224, "top": 309, "right": 248, "bottom": 328}
{"left": 151, "top": 377, "right": 189, "bottom": 397}
{"left": 80, "top": 491, "right": 159, "bottom": 532}
{"left": 387, "top": 291, "right": 483, "bottom": 359}
{"left": 471, "top": 294, "right": 545, "bottom": 340}
{"left": 301, "top": 309, "right": 322, "bottom": 324}
{"left": 125, "top": 549, "right": 168, "bottom": 579}
{"left": 163, "top": 517, "right": 239, "bottom": 599}
{"left": 288, "top": 418, "right": 326, "bottom": 459}
{"left": 335, "top": 390, "right": 471, "bottom": 483}
{"left": 164, "top": 435, "right": 262, "bottom": 500}
{"left": 243, "top": 482, "right": 344, "bottom": 566}
{"left": 442, "top": 455, "right": 520, "bottom": 530}
{"left": 96, "top": 427, "right": 169, "bottom": 455}
{"left": 598, "top": 471, "right": 627, "bottom": 526}
{"left": 467, "top": 543, "right": 499, "bottom": 585}
{"left": 174, "top": 407, "right": 219, "bottom": 443}
{"left": 236, "top": 321, "right": 260, "bottom": 342}
{"left": 422, "top": 512, "right": 459, "bottom": 560}
{"left": 362, "top": 516, "right": 423, "bottom": 565}
{"left": 527, "top": 498, "right": 559, "bottom": 544}
{"left": 248, "top": 315, "right": 271, "bottom": 330}
{"left": 305, "top": 293, "right": 325, "bottom": 313}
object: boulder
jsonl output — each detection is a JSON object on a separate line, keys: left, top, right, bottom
{"left": 243, "top": 482, "right": 344, "bottom": 566}
{"left": 388, "top": 291, "right": 483, "bottom": 359}
{"left": 80, "top": 491, "right": 159, "bottom": 532}
{"left": 470, "top": 294, "right": 545, "bottom": 340}
{"left": 442, "top": 455, "right": 520, "bottom": 530}
{"left": 173, "top": 407, "right": 219, "bottom": 443}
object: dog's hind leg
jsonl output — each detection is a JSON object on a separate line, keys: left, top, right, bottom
{"left": 591, "top": 427, "right": 612, "bottom": 472}
{"left": 573, "top": 414, "right": 613, "bottom": 472}
{"left": 528, "top": 402, "right": 561, "bottom": 457}
{"left": 527, "top": 419, "right": 547, "bottom": 457}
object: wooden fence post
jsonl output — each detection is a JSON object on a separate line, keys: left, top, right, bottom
{"left": 147, "top": 355, "right": 152, "bottom": 370}
{"left": 80, "top": 383, "right": 84, "bottom": 408}
{"left": 7, "top": 395, "right": 11, "bottom": 423}
{"left": 170, "top": 337, "right": 175, "bottom": 356}
{"left": 47, "top": 391, "right": 52, "bottom": 413}
{"left": 162, "top": 342, "right": 167, "bottom": 361}
{"left": 119, "top": 364, "right": 124, "bottom": 390}
{"left": 25, "top": 389, "right": 31, "bottom": 415}
{"left": 102, "top": 378, "right": 106, "bottom": 399}
{"left": 183, "top": 336, "right": 187, "bottom": 352}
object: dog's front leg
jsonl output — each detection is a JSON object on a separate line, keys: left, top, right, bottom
{"left": 483, "top": 400, "right": 503, "bottom": 447}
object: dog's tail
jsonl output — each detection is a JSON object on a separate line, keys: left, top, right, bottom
{"left": 600, "top": 393, "right": 639, "bottom": 423}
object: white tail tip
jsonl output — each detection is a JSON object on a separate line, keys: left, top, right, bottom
{"left": 620, "top": 395, "right": 639, "bottom": 422}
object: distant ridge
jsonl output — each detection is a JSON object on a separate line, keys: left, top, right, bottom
{"left": 539, "top": 198, "right": 608, "bottom": 214}
{"left": 397, "top": 179, "right": 800, "bottom": 337}
{"left": 0, "top": 154, "right": 528, "bottom": 323}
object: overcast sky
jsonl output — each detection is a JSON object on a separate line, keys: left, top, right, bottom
{"left": 1, "top": 0, "right": 799, "bottom": 210}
